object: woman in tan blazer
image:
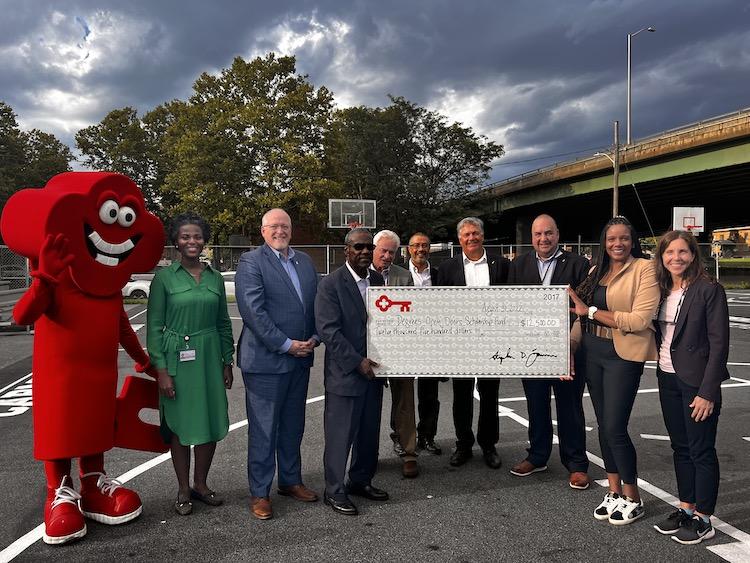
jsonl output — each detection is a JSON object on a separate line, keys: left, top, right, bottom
{"left": 568, "top": 216, "right": 660, "bottom": 526}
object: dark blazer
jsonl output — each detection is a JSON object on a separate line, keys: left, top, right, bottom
{"left": 235, "top": 244, "right": 318, "bottom": 373}
{"left": 509, "top": 249, "right": 590, "bottom": 327}
{"left": 654, "top": 277, "right": 730, "bottom": 402}
{"left": 435, "top": 251, "right": 510, "bottom": 286}
{"left": 315, "top": 265, "right": 384, "bottom": 396}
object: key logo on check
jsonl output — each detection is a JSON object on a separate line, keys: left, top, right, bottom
{"left": 375, "top": 294, "right": 413, "bottom": 312}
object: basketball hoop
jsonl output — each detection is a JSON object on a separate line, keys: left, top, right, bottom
{"left": 347, "top": 221, "right": 362, "bottom": 230}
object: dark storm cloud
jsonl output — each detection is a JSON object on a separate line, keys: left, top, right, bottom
{"left": 0, "top": 0, "right": 747, "bottom": 181}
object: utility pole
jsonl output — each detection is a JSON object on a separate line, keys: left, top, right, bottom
{"left": 613, "top": 121, "right": 620, "bottom": 217}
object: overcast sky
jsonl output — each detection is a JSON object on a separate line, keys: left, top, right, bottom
{"left": 1, "top": 0, "right": 748, "bottom": 183}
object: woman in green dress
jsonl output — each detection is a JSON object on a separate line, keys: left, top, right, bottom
{"left": 147, "top": 212, "right": 234, "bottom": 515}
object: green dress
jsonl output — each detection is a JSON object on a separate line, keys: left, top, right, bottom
{"left": 147, "top": 261, "right": 234, "bottom": 445}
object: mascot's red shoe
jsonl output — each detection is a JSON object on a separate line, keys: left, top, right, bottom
{"left": 43, "top": 477, "right": 87, "bottom": 545}
{"left": 80, "top": 472, "right": 142, "bottom": 525}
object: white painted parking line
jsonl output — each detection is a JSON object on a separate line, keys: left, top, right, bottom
{"left": 0, "top": 393, "right": 327, "bottom": 562}
{"left": 504, "top": 404, "right": 750, "bottom": 561}
{"left": 0, "top": 373, "right": 31, "bottom": 396}
{"left": 640, "top": 434, "right": 671, "bottom": 441}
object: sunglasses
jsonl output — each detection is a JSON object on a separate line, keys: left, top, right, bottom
{"left": 349, "top": 242, "right": 375, "bottom": 251}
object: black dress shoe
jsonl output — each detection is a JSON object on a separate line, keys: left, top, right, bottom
{"left": 449, "top": 448, "right": 473, "bottom": 467}
{"left": 482, "top": 447, "right": 502, "bottom": 469}
{"left": 346, "top": 483, "right": 389, "bottom": 501}
{"left": 324, "top": 495, "right": 358, "bottom": 516}
{"left": 418, "top": 438, "right": 442, "bottom": 455}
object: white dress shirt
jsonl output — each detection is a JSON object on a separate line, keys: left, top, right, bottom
{"left": 462, "top": 251, "right": 490, "bottom": 287}
{"left": 345, "top": 261, "right": 370, "bottom": 304}
{"left": 409, "top": 260, "right": 432, "bottom": 287}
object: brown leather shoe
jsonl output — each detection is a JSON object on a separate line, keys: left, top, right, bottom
{"left": 277, "top": 484, "right": 319, "bottom": 502}
{"left": 569, "top": 471, "right": 590, "bottom": 490}
{"left": 510, "top": 459, "right": 547, "bottom": 476}
{"left": 402, "top": 460, "right": 419, "bottom": 478}
{"left": 250, "top": 496, "right": 273, "bottom": 520}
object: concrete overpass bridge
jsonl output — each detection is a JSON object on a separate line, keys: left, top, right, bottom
{"left": 467, "top": 107, "right": 750, "bottom": 245}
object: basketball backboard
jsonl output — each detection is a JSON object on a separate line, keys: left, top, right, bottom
{"left": 328, "top": 199, "right": 377, "bottom": 229}
{"left": 672, "top": 207, "right": 705, "bottom": 233}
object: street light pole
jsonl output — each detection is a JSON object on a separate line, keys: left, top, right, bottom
{"left": 626, "top": 26, "right": 655, "bottom": 145}
{"left": 594, "top": 120, "right": 621, "bottom": 217}
{"left": 613, "top": 120, "right": 620, "bottom": 216}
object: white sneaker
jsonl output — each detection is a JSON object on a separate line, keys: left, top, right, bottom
{"left": 609, "top": 496, "right": 645, "bottom": 525}
{"left": 593, "top": 492, "right": 621, "bottom": 521}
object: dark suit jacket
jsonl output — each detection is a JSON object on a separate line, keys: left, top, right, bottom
{"left": 235, "top": 244, "right": 318, "bottom": 373}
{"left": 315, "top": 265, "right": 384, "bottom": 396}
{"left": 435, "top": 251, "right": 510, "bottom": 286}
{"left": 654, "top": 277, "right": 730, "bottom": 402}
{"left": 508, "top": 249, "right": 590, "bottom": 328}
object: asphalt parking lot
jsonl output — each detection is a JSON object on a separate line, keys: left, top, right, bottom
{"left": 0, "top": 291, "right": 748, "bottom": 562}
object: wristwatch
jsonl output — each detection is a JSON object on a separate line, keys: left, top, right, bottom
{"left": 587, "top": 306, "right": 598, "bottom": 320}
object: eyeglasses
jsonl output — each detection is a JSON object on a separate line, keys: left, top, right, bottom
{"left": 409, "top": 243, "right": 430, "bottom": 249}
{"left": 349, "top": 243, "right": 375, "bottom": 251}
{"left": 262, "top": 224, "right": 291, "bottom": 231}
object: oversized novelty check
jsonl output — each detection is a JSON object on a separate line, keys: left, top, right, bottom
{"left": 367, "top": 286, "right": 570, "bottom": 378}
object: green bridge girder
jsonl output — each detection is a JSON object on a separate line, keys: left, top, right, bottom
{"left": 494, "top": 140, "right": 750, "bottom": 213}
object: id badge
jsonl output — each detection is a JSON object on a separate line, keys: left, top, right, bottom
{"left": 179, "top": 349, "right": 196, "bottom": 362}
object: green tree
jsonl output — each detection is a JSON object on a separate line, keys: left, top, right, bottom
{"left": 21, "top": 129, "right": 73, "bottom": 188}
{"left": 0, "top": 103, "right": 27, "bottom": 208}
{"left": 326, "top": 96, "right": 504, "bottom": 238}
{"left": 160, "top": 54, "right": 338, "bottom": 242}
{"left": 76, "top": 105, "right": 180, "bottom": 215}
{"left": 0, "top": 102, "right": 72, "bottom": 211}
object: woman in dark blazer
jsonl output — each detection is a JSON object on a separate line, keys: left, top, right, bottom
{"left": 652, "top": 230, "right": 729, "bottom": 545}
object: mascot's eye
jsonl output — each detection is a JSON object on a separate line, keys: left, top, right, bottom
{"left": 118, "top": 206, "right": 137, "bottom": 227}
{"left": 99, "top": 200, "right": 120, "bottom": 224}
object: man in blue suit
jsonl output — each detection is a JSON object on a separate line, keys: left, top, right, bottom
{"left": 236, "top": 208, "right": 320, "bottom": 520}
{"left": 315, "top": 228, "right": 387, "bottom": 516}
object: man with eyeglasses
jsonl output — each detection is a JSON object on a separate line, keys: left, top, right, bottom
{"left": 315, "top": 228, "right": 387, "bottom": 515}
{"left": 371, "top": 230, "right": 418, "bottom": 478}
{"left": 507, "top": 214, "right": 591, "bottom": 490}
{"left": 407, "top": 232, "right": 444, "bottom": 457}
{"left": 236, "top": 208, "right": 320, "bottom": 520}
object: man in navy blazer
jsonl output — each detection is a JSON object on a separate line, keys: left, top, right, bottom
{"left": 507, "top": 214, "right": 591, "bottom": 490}
{"left": 315, "top": 228, "right": 387, "bottom": 516}
{"left": 435, "top": 217, "right": 510, "bottom": 469}
{"left": 236, "top": 208, "right": 320, "bottom": 520}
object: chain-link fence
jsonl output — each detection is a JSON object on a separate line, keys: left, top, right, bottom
{"left": 1, "top": 241, "right": 748, "bottom": 294}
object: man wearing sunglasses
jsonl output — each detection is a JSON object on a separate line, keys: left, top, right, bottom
{"left": 315, "top": 228, "right": 387, "bottom": 516}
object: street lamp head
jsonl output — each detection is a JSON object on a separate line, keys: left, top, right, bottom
{"left": 647, "top": 27, "right": 655, "bottom": 32}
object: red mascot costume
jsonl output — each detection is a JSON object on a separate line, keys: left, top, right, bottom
{"left": 0, "top": 172, "right": 165, "bottom": 545}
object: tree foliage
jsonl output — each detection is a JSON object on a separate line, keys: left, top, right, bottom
{"left": 75, "top": 104, "right": 181, "bottom": 215}
{"left": 0, "top": 102, "right": 72, "bottom": 210}
{"left": 325, "top": 96, "right": 503, "bottom": 239}
{"left": 160, "top": 54, "right": 338, "bottom": 242}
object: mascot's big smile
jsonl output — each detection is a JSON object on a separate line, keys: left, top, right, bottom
{"left": 85, "top": 225, "right": 140, "bottom": 266}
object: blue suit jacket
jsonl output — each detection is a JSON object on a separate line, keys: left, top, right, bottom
{"left": 315, "top": 264, "right": 384, "bottom": 397}
{"left": 236, "top": 244, "right": 318, "bottom": 374}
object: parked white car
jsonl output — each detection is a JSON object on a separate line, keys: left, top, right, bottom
{"left": 122, "top": 278, "right": 151, "bottom": 299}
{"left": 122, "top": 271, "right": 236, "bottom": 299}
{"left": 221, "top": 271, "right": 236, "bottom": 297}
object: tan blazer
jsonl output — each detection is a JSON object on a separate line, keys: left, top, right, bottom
{"left": 572, "top": 256, "right": 660, "bottom": 362}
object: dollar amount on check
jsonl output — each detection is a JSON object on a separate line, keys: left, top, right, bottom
{"left": 366, "top": 286, "right": 570, "bottom": 378}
